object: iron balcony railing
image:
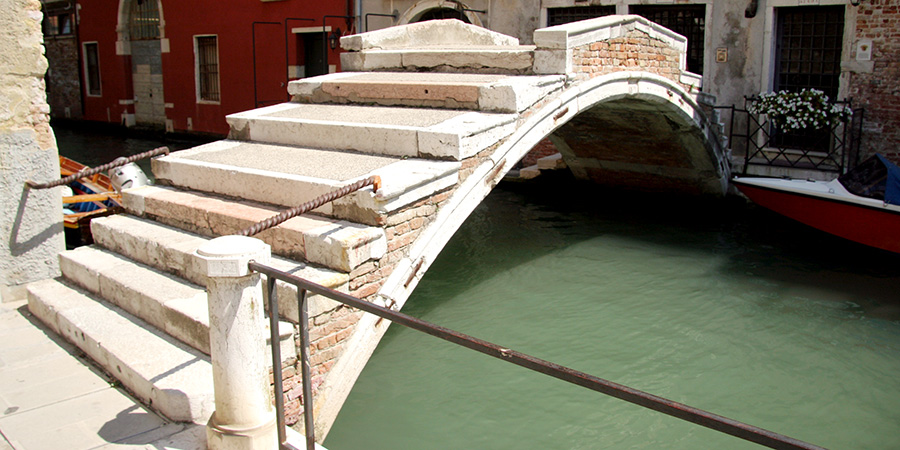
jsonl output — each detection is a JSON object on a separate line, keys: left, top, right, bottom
{"left": 715, "top": 98, "right": 864, "bottom": 176}
{"left": 251, "top": 261, "right": 828, "bottom": 450}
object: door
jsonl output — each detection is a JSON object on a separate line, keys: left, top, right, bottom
{"left": 253, "top": 22, "right": 288, "bottom": 108}
{"left": 303, "top": 33, "right": 328, "bottom": 78}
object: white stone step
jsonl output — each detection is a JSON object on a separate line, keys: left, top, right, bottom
{"left": 91, "top": 214, "right": 348, "bottom": 321}
{"left": 26, "top": 278, "right": 214, "bottom": 424}
{"left": 340, "top": 46, "right": 536, "bottom": 74}
{"left": 226, "top": 103, "right": 516, "bottom": 160}
{"left": 288, "top": 72, "right": 565, "bottom": 113}
{"left": 122, "top": 185, "right": 386, "bottom": 272}
{"left": 151, "top": 140, "right": 459, "bottom": 224}
{"left": 338, "top": 19, "right": 535, "bottom": 75}
{"left": 58, "top": 245, "right": 296, "bottom": 361}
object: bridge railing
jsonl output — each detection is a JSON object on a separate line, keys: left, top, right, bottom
{"left": 233, "top": 250, "right": 828, "bottom": 450}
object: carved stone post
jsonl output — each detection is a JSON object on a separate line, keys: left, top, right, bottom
{"left": 196, "top": 236, "right": 277, "bottom": 450}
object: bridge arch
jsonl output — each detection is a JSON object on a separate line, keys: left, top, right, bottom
{"left": 376, "top": 70, "right": 729, "bottom": 318}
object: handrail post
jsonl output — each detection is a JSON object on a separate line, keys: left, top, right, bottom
{"left": 196, "top": 236, "right": 278, "bottom": 450}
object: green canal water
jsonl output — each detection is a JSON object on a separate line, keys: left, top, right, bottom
{"left": 324, "top": 179, "right": 900, "bottom": 450}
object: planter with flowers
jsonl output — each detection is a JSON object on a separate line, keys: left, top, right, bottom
{"left": 748, "top": 88, "right": 852, "bottom": 132}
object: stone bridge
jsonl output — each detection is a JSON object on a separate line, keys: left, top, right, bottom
{"left": 27, "top": 16, "right": 730, "bottom": 443}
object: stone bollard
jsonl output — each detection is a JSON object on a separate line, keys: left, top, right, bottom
{"left": 195, "top": 236, "right": 278, "bottom": 450}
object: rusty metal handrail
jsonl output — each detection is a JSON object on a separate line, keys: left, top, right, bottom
{"left": 250, "top": 261, "right": 828, "bottom": 450}
{"left": 237, "top": 175, "right": 381, "bottom": 237}
{"left": 26, "top": 146, "right": 170, "bottom": 190}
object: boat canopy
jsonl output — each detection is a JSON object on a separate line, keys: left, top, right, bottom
{"left": 838, "top": 153, "right": 900, "bottom": 206}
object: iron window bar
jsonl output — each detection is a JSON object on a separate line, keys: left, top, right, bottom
{"left": 251, "top": 261, "right": 828, "bottom": 450}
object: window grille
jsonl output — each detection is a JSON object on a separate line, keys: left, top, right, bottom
{"left": 775, "top": 6, "right": 844, "bottom": 98}
{"left": 546, "top": 6, "right": 616, "bottom": 27}
{"left": 84, "top": 43, "right": 101, "bottom": 96}
{"left": 630, "top": 5, "right": 706, "bottom": 75}
{"left": 197, "top": 36, "right": 220, "bottom": 102}
{"left": 129, "top": 0, "right": 160, "bottom": 40}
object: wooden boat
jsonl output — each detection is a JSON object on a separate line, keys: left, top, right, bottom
{"left": 733, "top": 154, "right": 900, "bottom": 254}
{"left": 60, "top": 156, "right": 124, "bottom": 248}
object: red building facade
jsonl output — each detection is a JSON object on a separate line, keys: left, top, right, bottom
{"left": 73, "top": 0, "right": 353, "bottom": 136}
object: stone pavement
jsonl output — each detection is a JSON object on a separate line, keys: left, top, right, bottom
{"left": 0, "top": 300, "right": 204, "bottom": 450}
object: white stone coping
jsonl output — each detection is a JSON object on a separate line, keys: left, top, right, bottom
{"left": 533, "top": 14, "right": 687, "bottom": 53}
{"left": 340, "top": 19, "right": 519, "bottom": 51}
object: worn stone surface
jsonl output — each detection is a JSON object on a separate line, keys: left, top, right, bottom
{"left": 27, "top": 278, "right": 216, "bottom": 424}
{"left": 0, "top": 0, "right": 64, "bottom": 302}
{"left": 340, "top": 19, "right": 520, "bottom": 51}
{"left": 123, "top": 186, "right": 386, "bottom": 272}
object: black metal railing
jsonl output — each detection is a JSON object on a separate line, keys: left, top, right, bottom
{"left": 251, "top": 262, "right": 828, "bottom": 450}
{"left": 716, "top": 98, "right": 864, "bottom": 175}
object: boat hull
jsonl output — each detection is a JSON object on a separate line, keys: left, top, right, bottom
{"left": 734, "top": 179, "right": 900, "bottom": 254}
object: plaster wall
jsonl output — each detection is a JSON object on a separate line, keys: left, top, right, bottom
{"left": 0, "top": 0, "right": 64, "bottom": 302}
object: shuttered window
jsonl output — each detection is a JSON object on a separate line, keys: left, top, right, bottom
{"left": 196, "top": 36, "right": 220, "bottom": 102}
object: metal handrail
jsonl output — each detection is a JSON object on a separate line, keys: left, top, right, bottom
{"left": 251, "top": 261, "right": 828, "bottom": 450}
{"left": 236, "top": 175, "right": 381, "bottom": 237}
{"left": 25, "top": 146, "right": 170, "bottom": 190}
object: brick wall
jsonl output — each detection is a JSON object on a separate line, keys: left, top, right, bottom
{"left": 44, "top": 36, "right": 82, "bottom": 119}
{"left": 570, "top": 29, "right": 683, "bottom": 86}
{"left": 849, "top": 0, "right": 900, "bottom": 163}
{"left": 275, "top": 185, "right": 455, "bottom": 427}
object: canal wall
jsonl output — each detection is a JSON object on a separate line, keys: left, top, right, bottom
{"left": 0, "top": 0, "right": 64, "bottom": 302}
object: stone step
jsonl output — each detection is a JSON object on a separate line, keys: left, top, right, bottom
{"left": 288, "top": 72, "right": 565, "bottom": 113}
{"left": 151, "top": 140, "right": 459, "bottom": 224}
{"left": 340, "top": 46, "right": 536, "bottom": 75}
{"left": 26, "top": 278, "right": 215, "bottom": 424}
{"left": 91, "top": 214, "right": 348, "bottom": 321}
{"left": 58, "top": 245, "right": 296, "bottom": 361}
{"left": 122, "top": 185, "right": 386, "bottom": 272}
{"left": 226, "top": 103, "right": 516, "bottom": 161}
{"left": 338, "top": 19, "right": 535, "bottom": 75}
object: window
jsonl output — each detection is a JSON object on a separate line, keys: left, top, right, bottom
{"left": 129, "top": 0, "right": 160, "bottom": 40}
{"left": 43, "top": 14, "right": 73, "bottom": 36}
{"left": 774, "top": 6, "right": 844, "bottom": 98}
{"left": 630, "top": 5, "right": 706, "bottom": 75}
{"left": 546, "top": 6, "right": 616, "bottom": 27}
{"left": 771, "top": 6, "right": 845, "bottom": 151}
{"left": 195, "top": 36, "right": 220, "bottom": 102}
{"left": 83, "top": 42, "right": 101, "bottom": 96}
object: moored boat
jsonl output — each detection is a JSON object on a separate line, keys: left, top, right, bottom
{"left": 733, "top": 154, "right": 900, "bottom": 254}
{"left": 60, "top": 155, "right": 150, "bottom": 248}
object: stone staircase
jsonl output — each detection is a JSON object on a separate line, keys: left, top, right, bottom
{"left": 26, "top": 19, "right": 559, "bottom": 429}
{"left": 26, "top": 18, "right": 729, "bottom": 440}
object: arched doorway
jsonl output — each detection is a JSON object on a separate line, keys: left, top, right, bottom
{"left": 117, "top": 0, "right": 166, "bottom": 128}
{"left": 398, "top": 1, "right": 483, "bottom": 27}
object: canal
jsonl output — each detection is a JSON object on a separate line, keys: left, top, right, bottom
{"left": 53, "top": 124, "right": 900, "bottom": 449}
{"left": 324, "top": 176, "right": 900, "bottom": 449}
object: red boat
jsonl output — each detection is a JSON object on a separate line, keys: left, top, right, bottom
{"left": 733, "top": 154, "right": 900, "bottom": 254}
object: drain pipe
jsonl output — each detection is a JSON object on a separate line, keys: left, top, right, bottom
{"left": 355, "top": 0, "right": 362, "bottom": 34}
